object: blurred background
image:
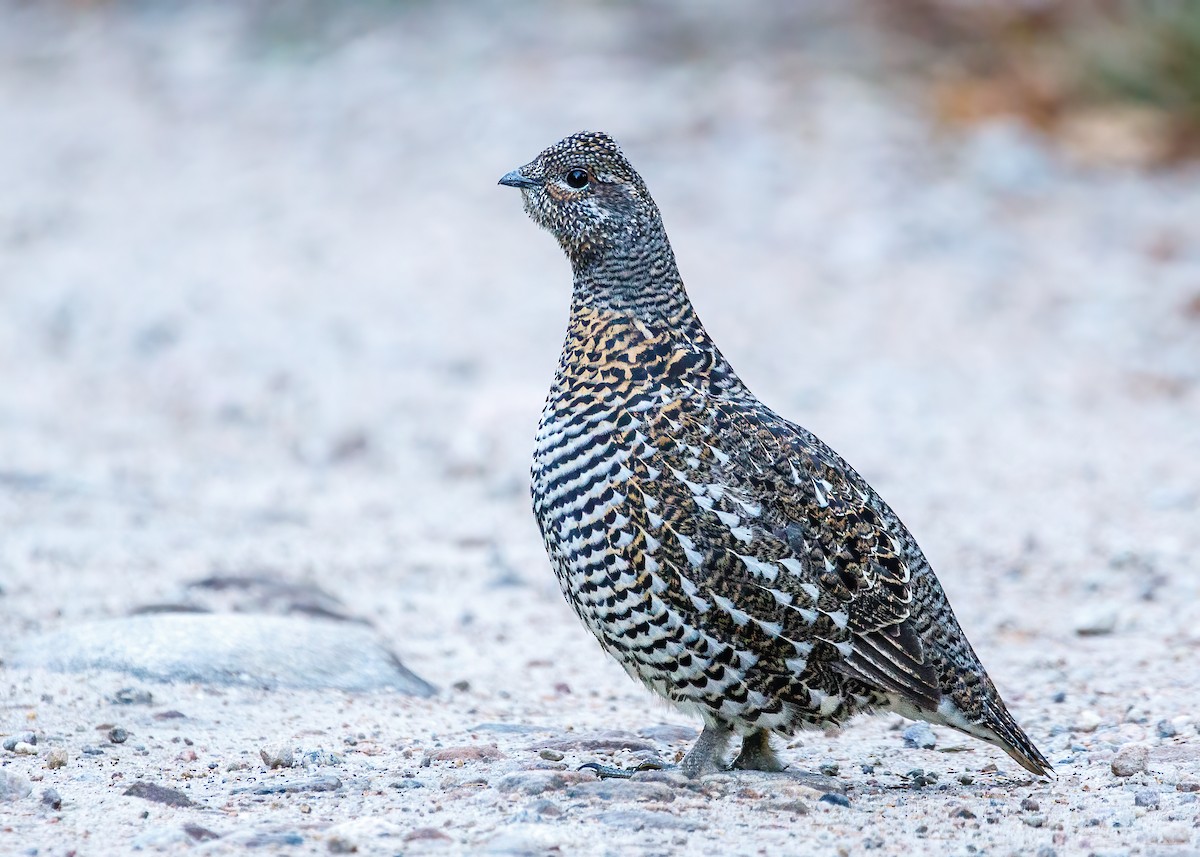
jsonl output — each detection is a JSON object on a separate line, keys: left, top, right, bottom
{"left": 1, "top": 0, "right": 1198, "bottom": 691}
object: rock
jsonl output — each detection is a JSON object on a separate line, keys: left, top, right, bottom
{"left": 1073, "top": 605, "right": 1118, "bottom": 636}
{"left": 1112, "top": 743, "right": 1149, "bottom": 777}
{"left": 957, "top": 774, "right": 974, "bottom": 785}
{"left": 1134, "top": 788, "right": 1159, "bottom": 808}
{"left": 637, "top": 724, "right": 697, "bottom": 743}
{"left": 12, "top": 742, "right": 37, "bottom": 755}
{"left": 1075, "top": 710, "right": 1103, "bottom": 732}
{"left": 45, "top": 748, "right": 68, "bottom": 769}
{"left": 3, "top": 732, "right": 36, "bottom": 751}
{"left": 593, "top": 809, "right": 702, "bottom": 831}
{"left": 239, "top": 832, "right": 304, "bottom": 847}
{"left": 124, "top": 782, "right": 194, "bottom": 807}
{"left": 0, "top": 771, "right": 32, "bottom": 802}
{"left": 1022, "top": 814, "right": 1046, "bottom": 828}
{"left": 390, "top": 779, "right": 426, "bottom": 790}
{"left": 261, "top": 745, "right": 296, "bottom": 769}
{"left": 238, "top": 774, "right": 342, "bottom": 794}
{"left": 131, "top": 826, "right": 192, "bottom": 849}
{"left": 902, "top": 723, "right": 937, "bottom": 749}
{"left": 534, "top": 732, "right": 656, "bottom": 753}
{"left": 300, "top": 748, "right": 343, "bottom": 767}
{"left": 10, "top": 614, "right": 435, "bottom": 694}
{"left": 324, "top": 817, "right": 405, "bottom": 852}
{"left": 819, "top": 792, "right": 851, "bottom": 807}
{"left": 471, "top": 723, "right": 549, "bottom": 735}
{"left": 564, "top": 780, "right": 676, "bottom": 803}
{"left": 496, "top": 771, "right": 596, "bottom": 796}
{"left": 425, "top": 744, "right": 505, "bottom": 763}
{"left": 41, "top": 788, "right": 62, "bottom": 810}
{"left": 1021, "top": 798, "right": 1040, "bottom": 811}
{"left": 108, "top": 727, "right": 128, "bottom": 744}
{"left": 761, "top": 799, "right": 810, "bottom": 815}
{"left": 1156, "top": 720, "right": 1178, "bottom": 739}
{"left": 538, "top": 749, "right": 564, "bottom": 762}
{"left": 628, "top": 770, "right": 694, "bottom": 789}
{"left": 183, "top": 824, "right": 221, "bottom": 841}
{"left": 405, "top": 827, "right": 453, "bottom": 843}
{"left": 110, "top": 688, "right": 154, "bottom": 705}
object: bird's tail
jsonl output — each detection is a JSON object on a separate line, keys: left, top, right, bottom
{"left": 889, "top": 690, "right": 1053, "bottom": 777}
{"left": 972, "top": 695, "right": 1054, "bottom": 777}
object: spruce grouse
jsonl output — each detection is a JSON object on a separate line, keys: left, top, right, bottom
{"left": 499, "top": 131, "right": 1051, "bottom": 778}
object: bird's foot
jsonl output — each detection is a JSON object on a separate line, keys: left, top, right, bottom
{"left": 678, "top": 723, "right": 734, "bottom": 778}
{"left": 581, "top": 723, "right": 734, "bottom": 780}
{"left": 731, "top": 730, "right": 786, "bottom": 772}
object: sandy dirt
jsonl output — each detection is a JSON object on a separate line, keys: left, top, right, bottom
{"left": 2, "top": 3, "right": 1199, "bottom": 855}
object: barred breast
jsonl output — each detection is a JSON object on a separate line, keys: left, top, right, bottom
{"left": 531, "top": 307, "right": 884, "bottom": 734}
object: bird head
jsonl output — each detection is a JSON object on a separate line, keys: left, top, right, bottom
{"left": 498, "top": 131, "right": 654, "bottom": 265}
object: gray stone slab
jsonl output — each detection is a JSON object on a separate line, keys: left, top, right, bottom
{"left": 9, "top": 614, "right": 435, "bottom": 695}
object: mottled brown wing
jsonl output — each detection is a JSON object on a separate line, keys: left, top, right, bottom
{"left": 703, "top": 395, "right": 943, "bottom": 712}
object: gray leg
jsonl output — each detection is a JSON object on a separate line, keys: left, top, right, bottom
{"left": 732, "top": 730, "right": 785, "bottom": 772}
{"left": 679, "top": 723, "right": 733, "bottom": 778}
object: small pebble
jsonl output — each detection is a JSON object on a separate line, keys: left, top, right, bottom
{"left": 527, "top": 798, "right": 564, "bottom": 817}
{"left": 261, "top": 745, "right": 295, "bottom": 769}
{"left": 1073, "top": 605, "right": 1118, "bottom": 636}
{"left": 300, "top": 749, "right": 343, "bottom": 768}
{"left": 0, "top": 770, "right": 32, "bottom": 802}
{"left": 1112, "top": 743, "right": 1149, "bottom": 777}
{"left": 108, "top": 728, "right": 128, "bottom": 744}
{"left": 12, "top": 742, "right": 38, "bottom": 755}
{"left": 389, "top": 779, "right": 425, "bottom": 790}
{"left": 111, "top": 688, "right": 154, "bottom": 706}
{"left": 1021, "top": 798, "right": 1040, "bottom": 812}
{"left": 819, "top": 762, "right": 839, "bottom": 776}
{"left": 1023, "top": 814, "right": 1046, "bottom": 828}
{"left": 1156, "top": 720, "right": 1177, "bottom": 739}
{"left": 1075, "top": 710, "right": 1103, "bottom": 732}
{"left": 1133, "top": 788, "right": 1159, "bottom": 808}
{"left": 957, "top": 774, "right": 974, "bottom": 786}
{"left": 905, "top": 768, "right": 938, "bottom": 787}
{"left": 41, "top": 788, "right": 62, "bottom": 810}
{"left": 818, "top": 792, "right": 850, "bottom": 807}
{"left": 81, "top": 746, "right": 104, "bottom": 756}
{"left": 45, "top": 749, "right": 68, "bottom": 770}
{"left": 902, "top": 723, "right": 936, "bottom": 749}
{"left": 539, "top": 749, "right": 565, "bottom": 762}
{"left": 123, "top": 782, "right": 193, "bottom": 808}
{"left": 3, "top": 733, "right": 37, "bottom": 752}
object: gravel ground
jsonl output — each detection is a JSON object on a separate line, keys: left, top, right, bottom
{"left": 2, "top": 3, "right": 1198, "bottom": 855}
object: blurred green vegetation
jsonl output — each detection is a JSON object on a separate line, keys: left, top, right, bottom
{"left": 872, "top": 0, "right": 1200, "bottom": 163}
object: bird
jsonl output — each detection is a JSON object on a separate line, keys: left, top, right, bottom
{"left": 498, "top": 130, "right": 1051, "bottom": 779}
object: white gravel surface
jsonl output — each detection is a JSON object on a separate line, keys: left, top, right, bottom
{"left": 2, "top": 3, "right": 1198, "bottom": 855}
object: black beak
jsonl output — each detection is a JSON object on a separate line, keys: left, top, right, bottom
{"left": 498, "top": 169, "right": 540, "bottom": 190}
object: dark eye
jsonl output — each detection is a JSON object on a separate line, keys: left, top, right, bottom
{"left": 565, "top": 169, "right": 590, "bottom": 189}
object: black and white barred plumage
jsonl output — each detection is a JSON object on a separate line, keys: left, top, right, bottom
{"left": 500, "top": 131, "right": 1050, "bottom": 778}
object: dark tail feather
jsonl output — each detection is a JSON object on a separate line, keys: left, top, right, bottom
{"left": 980, "top": 697, "right": 1054, "bottom": 778}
